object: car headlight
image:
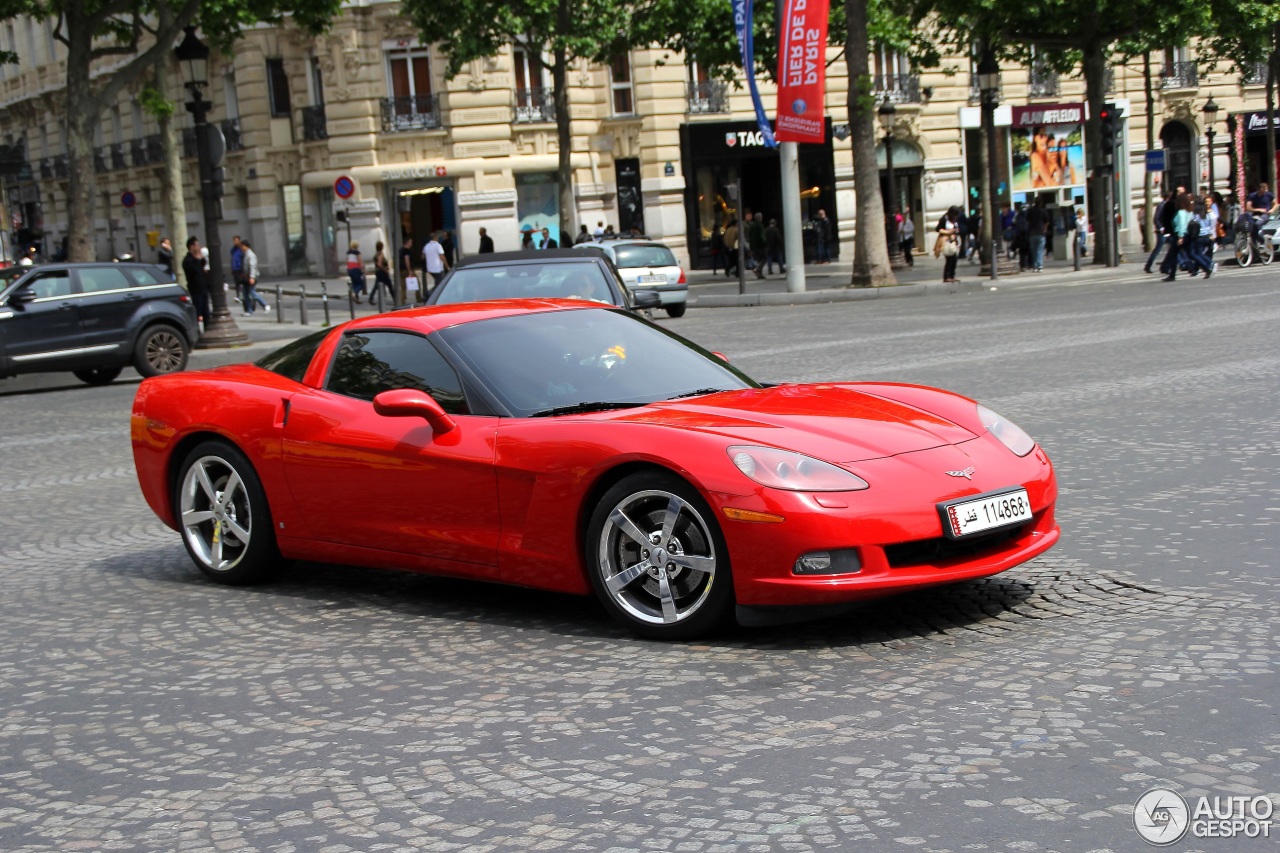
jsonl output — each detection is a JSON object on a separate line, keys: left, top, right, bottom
{"left": 977, "top": 404, "right": 1036, "bottom": 457}
{"left": 728, "top": 446, "right": 869, "bottom": 492}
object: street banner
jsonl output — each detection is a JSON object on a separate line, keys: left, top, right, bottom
{"left": 732, "top": 0, "right": 777, "bottom": 149}
{"left": 775, "top": 0, "right": 829, "bottom": 144}
{"left": 1009, "top": 103, "right": 1085, "bottom": 193}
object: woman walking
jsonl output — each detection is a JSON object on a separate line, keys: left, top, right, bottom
{"left": 899, "top": 206, "right": 915, "bottom": 266}
{"left": 935, "top": 206, "right": 961, "bottom": 282}
{"left": 346, "top": 241, "right": 366, "bottom": 303}
{"left": 372, "top": 241, "right": 396, "bottom": 306}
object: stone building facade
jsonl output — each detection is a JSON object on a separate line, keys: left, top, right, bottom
{"left": 0, "top": 5, "right": 1275, "bottom": 273}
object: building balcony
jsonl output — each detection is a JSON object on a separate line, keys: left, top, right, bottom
{"left": 1160, "top": 61, "right": 1198, "bottom": 90}
{"left": 110, "top": 143, "right": 127, "bottom": 171}
{"left": 1028, "top": 67, "right": 1059, "bottom": 98}
{"left": 39, "top": 157, "right": 54, "bottom": 179}
{"left": 873, "top": 73, "right": 921, "bottom": 104}
{"left": 969, "top": 78, "right": 1003, "bottom": 103}
{"left": 514, "top": 88, "right": 555, "bottom": 123}
{"left": 53, "top": 155, "right": 67, "bottom": 178}
{"left": 93, "top": 147, "right": 109, "bottom": 174}
{"left": 380, "top": 94, "right": 442, "bottom": 133}
{"left": 1243, "top": 62, "right": 1267, "bottom": 86}
{"left": 130, "top": 135, "right": 164, "bottom": 167}
{"left": 300, "top": 106, "right": 327, "bottom": 141}
{"left": 687, "top": 80, "right": 729, "bottom": 114}
{"left": 221, "top": 117, "right": 245, "bottom": 151}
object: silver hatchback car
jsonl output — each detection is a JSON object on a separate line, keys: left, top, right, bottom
{"left": 575, "top": 240, "right": 689, "bottom": 318}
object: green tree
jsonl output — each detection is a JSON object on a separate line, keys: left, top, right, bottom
{"left": 0, "top": 0, "right": 342, "bottom": 262}
{"left": 1206, "top": 7, "right": 1280, "bottom": 191}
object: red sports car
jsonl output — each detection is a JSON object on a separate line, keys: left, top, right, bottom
{"left": 132, "top": 301, "right": 1059, "bottom": 639}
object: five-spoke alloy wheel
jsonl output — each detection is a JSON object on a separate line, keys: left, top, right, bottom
{"left": 587, "top": 472, "right": 732, "bottom": 639}
{"left": 175, "top": 440, "right": 279, "bottom": 585}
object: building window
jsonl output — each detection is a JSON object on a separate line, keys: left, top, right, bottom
{"left": 387, "top": 47, "right": 432, "bottom": 103}
{"left": 310, "top": 56, "right": 325, "bottom": 106}
{"left": 610, "top": 54, "right": 634, "bottom": 116}
{"left": 224, "top": 68, "right": 240, "bottom": 119}
{"left": 686, "top": 60, "right": 727, "bottom": 114}
{"left": 872, "top": 45, "right": 909, "bottom": 81}
{"left": 266, "top": 58, "right": 291, "bottom": 118}
{"left": 513, "top": 46, "right": 552, "bottom": 122}
{"left": 872, "top": 45, "right": 918, "bottom": 103}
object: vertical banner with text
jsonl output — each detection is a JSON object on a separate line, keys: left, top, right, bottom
{"left": 733, "top": 0, "right": 777, "bottom": 148}
{"left": 775, "top": 0, "right": 829, "bottom": 144}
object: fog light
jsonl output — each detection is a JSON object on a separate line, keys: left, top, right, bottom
{"left": 793, "top": 549, "right": 861, "bottom": 575}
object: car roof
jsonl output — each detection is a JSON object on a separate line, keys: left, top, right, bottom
{"left": 453, "top": 249, "right": 604, "bottom": 268}
{"left": 16, "top": 262, "right": 162, "bottom": 269}
{"left": 340, "top": 298, "right": 606, "bottom": 334}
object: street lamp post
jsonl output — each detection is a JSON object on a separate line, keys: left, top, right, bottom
{"left": 877, "top": 99, "right": 908, "bottom": 270}
{"left": 174, "top": 26, "right": 248, "bottom": 348}
{"left": 1202, "top": 96, "right": 1219, "bottom": 193}
{"left": 1225, "top": 113, "right": 1239, "bottom": 208}
{"left": 977, "top": 51, "right": 1002, "bottom": 280}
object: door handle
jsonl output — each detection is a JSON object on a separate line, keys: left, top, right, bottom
{"left": 59, "top": 302, "right": 75, "bottom": 310}
{"left": 123, "top": 292, "right": 142, "bottom": 301}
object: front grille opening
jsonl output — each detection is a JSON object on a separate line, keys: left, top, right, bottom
{"left": 884, "top": 522, "right": 1029, "bottom": 569}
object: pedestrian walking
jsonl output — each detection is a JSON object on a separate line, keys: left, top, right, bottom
{"left": 372, "top": 241, "right": 396, "bottom": 304}
{"left": 441, "top": 230, "right": 456, "bottom": 266}
{"left": 935, "top": 206, "right": 961, "bottom": 283}
{"left": 899, "top": 206, "right": 915, "bottom": 266}
{"left": 478, "top": 227, "right": 495, "bottom": 254}
{"left": 540, "top": 227, "right": 558, "bottom": 249}
{"left": 813, "top": 209, "right": 833, "bottom": 264}
{"left": 1013, "top": 203, "right": 1031, "bottom": 269}
{"left": 157, "top": 237, "right": 174, "bottom": 275}
{"left": 1026, "top": 199, "right": 1048, "bottom": 271}
{"left": 346, "top": 240, "right": 366, "bottom": 303}
{"left": 747, "top": 212, "right": 767, "bottom": 279}
{"left": 574, "top": 224, "right": 592, "bottom": 245}
{"left": 181, "top": 236, "right": 210, "bottom": 331}
{"left": 1183, "top": 199, "right": 1215, "bottom": 278}
{"left": 765, "top": 218, "right": 785, "bottom": 274}
{"left": 240, "top": 240, "right": 269, "bottom": 314}
{"left": 423, "top": 231, "right": 449, "bottom": 293}
{"left": 230, "top": 235, "right": 247, "bottom": 308}
{"left": 1144, "top": 190, "right": 1174, "bottom": 273}
{"left": 709, "top": 226, "right": 725, "bottom": 274}
{"left": 1160, "top": 192, "right": 1193, "bottom": 281}
{"left": 723, "top": 218, "right": 740, "bottom": 277}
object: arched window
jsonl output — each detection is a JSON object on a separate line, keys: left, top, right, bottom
{"left": 1160, "top": 121, "right": 1194, "bottom": 193}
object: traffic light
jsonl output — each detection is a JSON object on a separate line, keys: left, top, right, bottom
{"left": 1099, "top": 104, "right": 1117, "bottom": 156}
{"left": 335, "top": 208, "right": 348, "bottom": 223}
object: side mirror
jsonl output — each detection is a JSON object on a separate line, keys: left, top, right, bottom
{"left": 8, "top": 286, "right": 35, "bottom": 306}
{"left": 711, "top": 351, "right": 730, "bottom": 363}
{"left": 372, "top": 388, "right": 456, "bottom": 435}
{"left": 632, "top": 290, "right": 660, "bottom": 309}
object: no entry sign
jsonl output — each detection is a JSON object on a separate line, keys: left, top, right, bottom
{"left": 334, "top": 175, "right": 356, "bottom": 199}
{"left": 121, "top": 191, "right": 136, "bottom": 209}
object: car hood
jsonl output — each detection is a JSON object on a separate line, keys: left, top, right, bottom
{"left": 614, "top": 383, "right": 980, "bottom": 463}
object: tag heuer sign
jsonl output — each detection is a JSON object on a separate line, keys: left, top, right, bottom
{"left": 725, "top": 133, "right": 737, "bottom": 147}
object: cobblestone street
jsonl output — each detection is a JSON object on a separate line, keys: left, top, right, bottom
{"left": 0, "top": 269, "right": 1276, "bottom": 851}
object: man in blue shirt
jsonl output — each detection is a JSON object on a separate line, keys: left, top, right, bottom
{"left": 230, "top": 235, "right": 246, "bottom": 309}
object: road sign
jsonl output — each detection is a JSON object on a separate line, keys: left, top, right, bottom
{"left": 334, "top": 175, "right": 356, "bottom": 199}
{"left": 1145, "top": 150, "right": 1166, "bottom": 172}
{"left": 121, "top": 191, "right": 136, "bottom": 209}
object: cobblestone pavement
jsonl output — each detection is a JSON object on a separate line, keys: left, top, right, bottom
{"left": 0, "top": 269, "right": 1276, "bottom": 851}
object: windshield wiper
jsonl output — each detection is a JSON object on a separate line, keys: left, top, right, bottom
{"left": 666, "top": 387, "right": 731, "bottom": 401}
{"left": 528, "top": 401, "right": 648, "bottom": 418}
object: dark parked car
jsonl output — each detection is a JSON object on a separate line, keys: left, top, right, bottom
{"left": 424, "top": 249, "right": 660, "bottom": 311}
{"left": 0, "top": 262, "right": 199, "bottom": 386}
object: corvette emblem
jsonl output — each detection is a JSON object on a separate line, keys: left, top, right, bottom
{"left": 946, "top": 467, "right": 976, "bottom": 480}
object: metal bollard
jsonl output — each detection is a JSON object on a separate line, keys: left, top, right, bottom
{"left": 376, "top": 280, "right": 385, "bottom": 314}
{"left": 321, "top": 280, "right": 331, "bottom": 327}
{"left": 299, "top": 284, "right": 309, "bottom": 325}
{"left": 348, "top": 287, "right": 356, "bottom": 320}
{"left": 275, "top": 285, "right": 284, "bottom": 322}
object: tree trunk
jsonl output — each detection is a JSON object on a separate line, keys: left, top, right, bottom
{"left": 1142, "top": 52, "right": 1155, "bottom": 252}
{"left": 845, "top": 0, "right": 893, "bottom": 286}
{"left": 552, "top": 12, "right": 575, "bottom": 242}
{"left": 1082, "top": 41, "right": 1113, "bottom": 267}
{"left": 153, "top": 27, "right": 187, "bottom": 286}
{"left": 63, "top": 9, "right": 97, "bottom": 263}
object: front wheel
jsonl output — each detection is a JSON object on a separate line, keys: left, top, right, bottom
{"left": 134, "top": 323, "right": 189, "bottom": 377}
{"left": 1259, "top": 234, "right": 1275, "bottom": 265}
{"left": 1234, "top": 230, "right": 1253, "bottom": 268}
{"left": 174, "top": 440, "right": 281, "bottom": 585}
{"left": 74, "top": 367, "right": 123, "bottom": 386}
{"left": 587, "top": 472, "right": 733, "bottom": 639}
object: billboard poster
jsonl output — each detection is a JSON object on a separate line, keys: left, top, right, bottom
{"left": 775, "top": 0, "right": 830, "bottom": 144}
{"left": 1010, "top": 103, "right": 1085, "bottom": 193}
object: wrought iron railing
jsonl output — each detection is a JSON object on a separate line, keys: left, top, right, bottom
{"left": 687, "top": 80, "right": 729, "bottom": 114}
{"left": 299, "top": 106, "right": 327, "bottom": 141}
{"left": 221, "top": 117, "right": 245, "bottom": 151}
{"left": 110, "top": 143, "right": 127, "bottom": 171}
{"left": 873, "top": 73, "right": 921, "bottom": 104}
{"left": 1160, "top": 61, "right": 1198, "bottom": 89}
{"left": 514, "top": 88, "right": 555, "bottom": 123}
{"left": 1028, "top": 66, "right": 1059, "bottom": 98}
{"left": 53, "top": 155, "right": 67, "bottom": 178}
{"left": 1243, "top": 62, "right": 1268, "bottom": 86}
{"left": 93, "top": 147, "right": 109, "bottom": 173}
{"left": 39, "top": 158, "right": 54, "bottom": 179}
{"left": 379, "top": 94, "right": 442, "bottom": 133}
{"left": 969, "top": 77, "right": 1003, "bottom": 103}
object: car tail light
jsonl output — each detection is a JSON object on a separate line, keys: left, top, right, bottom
{"left": 677, "top": 267, "right": 686, "bottom": 284}
{"left": 179, "top": 294, "right": 191, "bottom": 303}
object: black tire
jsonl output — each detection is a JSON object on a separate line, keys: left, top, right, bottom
{"left": 586, "top": 471, "right": 733, "bottom": 639}
{"left": 134, "top": 323, "right": 189, "bottom": 378}
{"left": 73, "top": 367, "right": 123, "bottom": 386}
{"left": 173, "top": 439, "right": 282, "bottom": 585}
{"left": 665, "top": 303, "right": 688, "bottom": 318}
{"left": 1235, "top": 231, "right": 1252, "bottom": 268}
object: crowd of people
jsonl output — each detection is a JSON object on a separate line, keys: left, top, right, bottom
{"left": 708, "top": 208, "right": 835, "bottom": 278}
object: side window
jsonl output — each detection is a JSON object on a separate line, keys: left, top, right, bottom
{"left": 327, "top": 331, "right": 468, "bottom": 414}
{"left": 77, "top": 266, "right": 132, "bottom": 293}
{"left": 26, "top": 271, "right": 72, "bottom": 299}
{"left": 126, "top": 267, "right": 164, "bottom": 286}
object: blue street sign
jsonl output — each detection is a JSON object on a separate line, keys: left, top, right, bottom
{"left": 121, "top": 191, "right": 136, "bottom": 209}
{"left": 333, "top": 175, "right": 356, "bottom": 199}
{"left": 1145, "top": 150, "right": 1166, "bottom": 172}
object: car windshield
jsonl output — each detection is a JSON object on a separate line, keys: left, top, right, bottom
{"left": 438, "top": 308, "right": 759, "bottom": 417}
{"left": 612, "top": 244, "right": 677, "bottom": 268}
{"left": 433, "top": 262, "right": 618, "bottom": 306}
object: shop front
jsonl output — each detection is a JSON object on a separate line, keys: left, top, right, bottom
{"left": 1237, "top": 112, "right": 1280, "bottom": 195}
{"left": 680, "top": 119, "right": 837, "bottom": 269}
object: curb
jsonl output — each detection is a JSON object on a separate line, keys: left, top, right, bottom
{"left": 691, "top": 279, "right": 985, "bottom": 308}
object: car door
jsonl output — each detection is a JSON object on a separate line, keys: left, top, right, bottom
{"left": 281, "top": 328, "right": 501, "bottom": 575}
{"left": 0, "top": 268, "right": 84, "bottom": 373}
{"left": 73, "top": 264, "right": 150, "bottom": 353}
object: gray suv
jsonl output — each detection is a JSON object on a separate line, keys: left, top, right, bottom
{"left": 0, "top": 262, "right": 199, "bottom": 386}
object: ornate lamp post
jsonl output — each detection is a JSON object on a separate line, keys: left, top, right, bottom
{"left": 1202, "top": 96, "right": 1219, "bottom": 193}
{"left": 174, "top": 26, "right": 247, "bottom": 348}
{"left": 877, "top": 98, "right": 908, "bottom": 269}
{"left": 977, "top": 51, "right": 1002, "bottom": 279}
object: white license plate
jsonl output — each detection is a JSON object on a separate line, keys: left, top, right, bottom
{"left": 940, "top": 488, "right": 1032, "bottom": 539}
{"left": 637, "top": 275, "right": 666, "bottom": 283}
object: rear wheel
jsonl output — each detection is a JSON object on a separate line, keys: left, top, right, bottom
{"left": 665, "top": 303, "right": 687, "bottom": 318}
{"left": 175, "top": 440, "right": 281, "bottom": 585}
{"left": 1259, "top": 234, "right": 1275, "bottom": 265}
{"left": 1234, "top": 230, "right": 1252, "bottom": 267}
{"left": 586, "top": 472, "right": 733, "bottom": 639}
{"left": 73, "top": 367, "right": 122, "bottom": 386}
{"left": 134, "top": 323, "right": 189, "bottom": 377}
